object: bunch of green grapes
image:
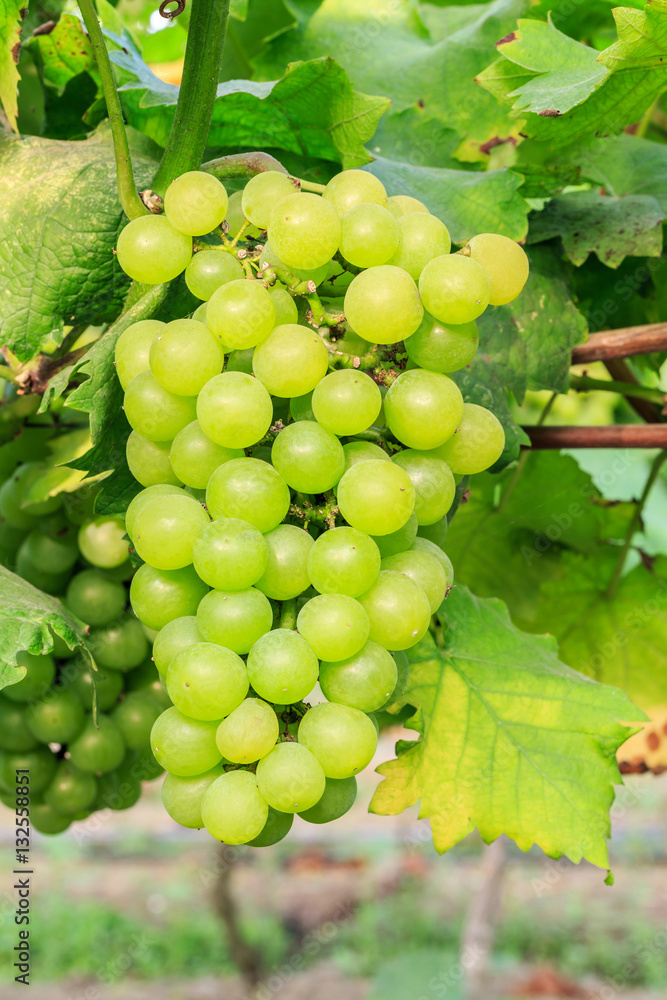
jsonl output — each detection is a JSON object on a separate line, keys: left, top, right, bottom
{"left": 0, "top": 470, "right": 167, "bottom": 834}
{"left": 113, "top": 166, "right": 528, "bottom": 847}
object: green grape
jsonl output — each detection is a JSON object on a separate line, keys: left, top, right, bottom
{"left": 465, "top": 233, "right": 529, "bottom": 305}
{"left": 193, "top": 518, "right": 268, "bottom": 591}
{"left": 358, "top": 570, "right": 431, "bottom": 651}
{"left": 206, "top": 458, "right": 290, "bottom": 533}
{"left": 89, "top": 616, "right": 149, "bottom": 670}
{"left": 26, "top": 690, "right": 84, "bottom": 744}
{"left": 201, "top": 770, "right": 268, "bottom": 844}
{"left": 392, "top": 450, "right": 455, "bottom": 525}
{"left": 419, "top": 254, "right": 491, "bottom": 325}
{"left": 225, "top": 348, "right": 254, "bottom": 374}
{"left": 430, "top": 402, "right": 505, "bottom": 474}
{"left": 298, "top": 702, "right": 377, "bottom": 779}
{"left": 270, "top": 286, "right": 298, "bottom": 326}
{"left": 161, "top": 764, "right": 226, "bottom": 829}
{"left": 124, "top": 371, "right": 197, "bottom": 442}
{"left": 0, "top": 467, "right": 39, "bottom": 530}
{"left": 23, "top": 527, "right": 78, "bottom": 574}
{"left": 296, "top": 593, "right": 369, "bottom": 661}
{"left": 149, "top": 319, "right": 224, "bottom": 396}
{"left": 215, "top": 698, "right": 279, "bottom": 763}
{"left": 307, "top": 526, "right": 380, "bottom": 598}
{"left": 410, "top": 537, "right": 454, "bottom": 588}
{"left": 337, "top": 460, "right": 415, "bottom": 536}
{"left": 298, "top": 775, "right": 357, "bottom": 824}
{"left": 169, "top": 421, "right": 243, "bottom": 490}
{"left": 94, "top": 764, "right": 142, "bottom": 812}
{"left": 247, "top": 629, "right": 319, "bottom": 703}
{"left": 259, "top": 241, "right": 330, "bottom": 286}
{"left": 289, "top": 391, "right": 315, "bottom": 422}
{"left": 417, "top": 515, "right": 448, "bottom": 547}
{"left": 388, "top": 212, "right": 451, "bottom": 279}
{"left": 339, "top": 204, "right": 399, "bottom": 268}
{"left": 126, "top": 432, "right": 182, "bottom": 488}
{"left": 271, "top": 421, "right": 345, "bottom": 494}
{"left": 341, "top": 441, "right": 391, "bottom": 476}
{"left": 386, "top": 194, "right": 429, "bottom": 218}
{"left": 0, "top": 747, "right": 56, "bottom": 793}
{"left": 268, "top": 193, "right": 341, "bottom": 270}
{"left": 115, "top": 320, "right": 165, "bottom": 390}
{"left": 69, "top": 716, "right": 126, "bottom": 774}
{"left": 125, "top": 659, "right": 171, "bottom": 710}
{"left": 311, "top": 370, "right": 382, "bottom": 436}
{"left": 44, "top": 762, "right": 97, "bottom": 814}
{"left": 166, "top": 641, "right": 249, "bottom": 721}
{"left": 116, "top": 215, "right": 192, "bottom": 284}
{"left": 255, "top": 524, "right": 313, "bottom": 601}
{"left": 4, "top": 651, "right": 55, "bottom": 703}
{"left": 206, "top": 279, "right": 276, "bottom": 350}
{"left": 404, "top": 312, "right": 478, "bottom": 374}
{"left": 68, "top": 660, "right": 124, "bottom": 712}
{"left": 196, "top": 588, "right": 273, "bottom": 654}
{"left": 0, "top": 698, "right": 38, "bottom": 751}
{"left": 78, "top": 516, "right": 128, "bottom": 569}
{"left": 163, "top": 170, "right": 228, "bottom": 236}
{"left": 381, "top": 550, "right": 446, "bottom": 614}
{"left": 153, "top": 615, "right": 202, "bottom": 676}
{"left": 242, "top": 171, "right": 297, "bottom": 229}
{"left": 125, "top": 484, "right": 187, "bottom": 539}
{"left": 31, "top": 802, "right": 71, "bottom": 835}
{"left": 11, "top": 464, "right": 63, "bottom": 518}
{"left": 197, "top": 372, "right": 273, "bottom": 449}
{"left": 248, "top": 807, "right": 294, "bottom": 847}
{"left": 184, "top": 249, "right": 244, "bottom": 300}
{"left": 252, "top": 324, "right": 329, "bottom": 397}
{"left": 132, "top": 494, "right": 210, "bottom": 570}
{"left": 384, "top": 369, "right": 464, "bottom": 450}
{"left": 256, "top": 742, "right": 325, "bottom": 813}
{"left": 0, "top": 519, "right": 26, "bottom": 567}
{"left": 344, "top": 266, "right": 423, "bottom": 345}
{"left": 111, "top": 692, "right": 163, "bottom": 750}
{"left": 130, "top": 564, "right": 209, "bottom": 631}
{"left": 322, "top": 170, "right": 387, "bottom": 215}
{"left": 123, "top": 746, "right": 164, "bottom": 782}
{"left": 15, "top": 543, "right": 69, "bottom": 595}
{"left": 151, "top": 707, "right": 222, "bottom": 776}
{"left": 319, "top": 640, "right": 397, "bottom": 713}
{"left": 386, "top": 650, "right": 410, "bottom": 706}
{"left": 371, "top": 511, "right": 418, "bottom": 557}
{"left": 225, "top": 190, "right": 262, "bottom": 239}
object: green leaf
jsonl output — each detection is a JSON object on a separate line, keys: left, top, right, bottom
{"left": 0, "top": 129, "right": 158, "bottom": 363}
{"left": 113, "top": 49, "right": 389, "bottom": 170}
{"left": 532, "top": 552, "right": 667, "bottom": 711}
{"left": 511, "top": 162, "right": 582, "bottom": 200}
{"left": 0, "top": 565, "right": 89, "bottom": 690}
{"left": 27, "top": 13, "right": 96, "bottom": 90}
{"left": 494, "top": 16, "right": 608, "bottom": 115}
{"left": 478, "top": 2, "right": 667, "bottom": 147}
{"left": 576, "top": 133, "right": 667, "bottom": 214}
{"left": 365, "top": 155, "right": 528, "bottom": 243}
{"left": 0, "top": 1, "right": 26, "bottom": 132}
{"left": 371, "top": 586, "right": 644, "bottom": 868}
{"left": 221, "top": 0, "right": 297, "bottom": 83}
{"left": 527, "top": 192, "right": 665, "bottom": 267}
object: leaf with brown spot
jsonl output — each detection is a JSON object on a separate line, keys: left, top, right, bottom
{"left": 0, "top": 1, "right": 27, "bottom": 131}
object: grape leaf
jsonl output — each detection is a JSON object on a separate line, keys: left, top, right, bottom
{"left": 0, "top": 565, "right": 88, "bottom": 691}
{"left": 0, "top": 1, "right": 26, "bottom": 132}
{"left": 113, "top": 47, "right": 389, "bottom": 169}
{"left": 221, "top": 0, "right": 297, "bottom": 83}
{"left": 527, "top": 192, "right": 665, "bottom": 267}
{"left": 364, "top": 155, "right": 528, "bottom": 243}
{"left": 477, "top": 2, "right": 667, "bottom": 147}
{"left": 0, "top": 128, "right": 158, "bottom": 363}
{"left": 575, "top": 133, "right": 667, "bottom": 214}
{"left": 27, "top": 12, "right": 96, "bottom": 90}
{"left": 371, "top": 586, "right": 644, "bottom": 868}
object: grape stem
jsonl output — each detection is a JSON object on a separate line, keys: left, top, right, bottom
{"left": 569, "top": 373, "right": 666, "bottom": 408}
{"left": 77, "top": 0, "right": 148, "bottom": 220}
{"left": 297, "top": 178, "right": 327, "bottom": 193}
{"left": 605, "top": 449, "right": 667, "bottom": 599}
{"left": 151, "top": 0, "right": 232, "bottom": 195}
{"left": 261, "top": 265, "right": 314, "bottom": 297}
{"left": 278, "top": 598, "right": 298, "bottom": 630}
{"left": 201, "top": 151, "right": 290, "bottom": 180}
{"left": 306, "top": 293, "right": 345, "bottom": 328}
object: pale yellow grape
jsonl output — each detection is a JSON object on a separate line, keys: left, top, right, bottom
{"left": 389, "top": 213, "right": 451, "bottom": 279}
{"left": 344, "top": 266, "right": 423, "bottom": 345}
{"left": 116, "top": 216, "right": 192, "bottom": 285}
{"left": 225, "top": 190, "right": 262, "bottom": 239}
{"left": 115, "top": 320, "right": 165, "bottom": 389}
{"left": 338, "top": 204, "right": 399, "bottom": 268}
{"left": 252, "top": 324, "right": 329, "bottom": 397}
{"left": 323, "top": 170, "right": 388, "bottom": 215}
{"left": 206, "top": 279, "right": 276, "bottom": 350}
{"left": 419, "top": 254, "right": 491, "bottom": 325}
{"left": 386, "top": 195, "right": 429, "bottom": 218}
{"left": 268, "top": 193, "right": 341, "bottom": 270}
{"left": 126, "top": 432, "right": 182, "bottom": 488}
{"left": 163, "top": 171, "right": 228, "bottom": 236}
{"left": 430, "top": 402, "right": 505, "bottom": 474}
{"left": 465, "top": 233, "right": 529, "bottom": 305}
{"left": 242, "top": 171, "right": 297, "bottom": 229}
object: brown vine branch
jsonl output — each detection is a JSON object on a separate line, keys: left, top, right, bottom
{"left": 572, "top": 322, "right": 667, "bottom": 364}
{"left": 523, "top": 425, "right": 667, "bottom": 449}
{"left": 211, "top": 854, "right": 263, "bottom": 987}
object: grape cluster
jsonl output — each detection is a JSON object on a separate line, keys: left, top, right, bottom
{"left": 115, "top": 166, "right": 528, "bottom": 847}
{"left": 0, "top": 468, "right": 166, "bottom": 834}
